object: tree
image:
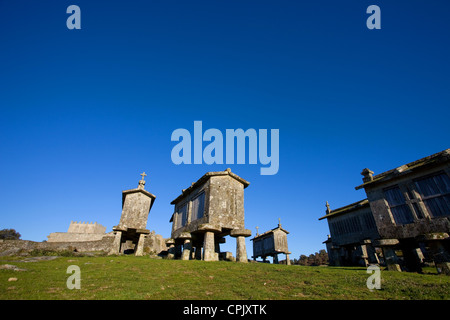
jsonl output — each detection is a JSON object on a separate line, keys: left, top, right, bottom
{"left": 298, "top": 255, "right": 309, "bottom": 266}
{"left": 317, "top": 249, "right": 329, "bottom": 265}
{"left": 296, "top": 250, "right": 329, "bottom": 266}
{"left": 0, "top": 229, "right": 21, "bottom": 240}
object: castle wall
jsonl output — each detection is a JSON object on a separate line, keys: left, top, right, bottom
{"left": 47, "top": 232, "right": 106, "bottom": 242}
{"left": 67, "top": 221, "right": 106, "bottom": 234}
{"left": 0, "top": 231, "right": 167, "bottom": 257}
{"left": 0, "top": 236, "right": 115, "bottom": 256}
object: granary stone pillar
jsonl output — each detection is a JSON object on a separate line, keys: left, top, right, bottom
{"left": 182, "top": 239, "right": 192, "bottom": 260}
{"left": 109, "top": 230, "right": 123, "bottom": 255}
{"left": 198, "top": 224, "right": 221, "bottom": 261}
{"left": 236, "top": 236, "right": 247, "bottom": 263}
{"left": 357, "top": 242, "right": 370, "bottom": 267}
{"left": 179, "top": 232, "right": 193, "bottom": 261}
{"left": 135, "top": 233, "right": 147, "bottom": 256}
{"left": 286, "top": 254, "right": 291, "bottom": 265}
{"left": 419, "top": 233, "right": 450, "bottom": 275}
{"left": 166, "top": 239, "right": 175, "bottom": 259}
{"left": 375, "top": 239, "right": 401, "bottom": 272}
{"left": 413, "top": 247, "right": 425, "bottom": 264}
{"left": 203, "top": 231, "right": 217, "bottom": 261}
{"left": 363, "top": 240, "right": 380, "bottom": 265}
{"left": 231, "top": 229, "right": 252, "bottom": 263}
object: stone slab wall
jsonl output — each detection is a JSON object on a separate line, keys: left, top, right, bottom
{"left": 0, "top": 231, "right": 167, "bottom": 257}
{"left": 0, "top": 237, "right": 115, "bottom": 256}
{"left": 47, "top": 232, "right": 106, "bottom": 243}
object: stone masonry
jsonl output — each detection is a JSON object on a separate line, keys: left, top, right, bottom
{"left": 321, "top": 149, "right": 450, "bottom": 274}
{"left": 109, "top": 172, "right": 156, "bottom": 256}
{"left": 167, "top": 169, "right": 252, "bottom": 262}
{"left": 251, "top": 219, "right": 291, "bottom": 265}
{"left": 47, "top": 221, "right": 106, "bottom": 242}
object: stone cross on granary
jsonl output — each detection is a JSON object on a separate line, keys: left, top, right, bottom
{"left": 138, "top": 172, "right": 147, "bottom": 190}
{"left": 325, "top": 201, "right": 331, "bottom": 215}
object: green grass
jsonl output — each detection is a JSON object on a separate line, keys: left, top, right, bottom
{"left": 1, "top": 255, "right": 449, "bottom": 300}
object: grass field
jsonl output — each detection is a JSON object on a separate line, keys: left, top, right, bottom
{"left": 1, "top": 255, "right": 449, "bottom": 300}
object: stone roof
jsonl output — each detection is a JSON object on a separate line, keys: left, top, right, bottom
{"left": 250, "top": 225, "right": 289, "bottom": 241}
{"left": 170, "top": 169, "right": 250, "bottom": 205}
{"left": 318, "top": 199, "right": 369, "bottom": 221}
{"left": 355, "top": 148, "right": 450, "bottom": 190}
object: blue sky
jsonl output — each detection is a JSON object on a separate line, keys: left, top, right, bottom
{"left": 1, "top": 0, "right": 449, "bottom": 260}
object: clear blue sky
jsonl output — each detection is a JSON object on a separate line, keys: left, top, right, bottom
{"left": 1, "top": 0, "right": 449, "bottom": 260}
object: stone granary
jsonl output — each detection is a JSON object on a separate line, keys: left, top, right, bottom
{"left": 320, "top": 149, "right": 450, "bottom": 274}
{"left": 251, "top": 219, "right": 291, "bottom": 265}
{"left": 167, "top": 169, "right": 252, "bottom": 262}
{"left": 319, "top": 200, "right": 380, "bottom": 267}
{"left": 47, "top": 221, "right": 107, "bottom": 242}
{"left": 109, "top": 172, "right": 156, "bottom": 256}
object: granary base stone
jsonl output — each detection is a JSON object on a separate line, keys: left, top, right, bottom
{"left": 230, "top": 228, "right": 252, "bottom": 263}
{"left": 203, "top": 231, "right": 218, "bottom": 261}
{"left": 235, "top": 236, "right": 248, "bottom": 263}
{"left": 135, "top": 234, "right": 146, "bottom": 256}
{"left": 109, "top": 231, "right": 123, "bottom": 255}
{"left": 182, "top": 238, "right": 193, "bottom": 260}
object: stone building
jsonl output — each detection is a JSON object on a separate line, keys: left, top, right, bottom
{"left": 167, "top": 169, "right": 252, "bottom": 262}
{"left": 251, "top": 219, "right": 291, "bottom": 265}
{"left": 320, "top": 149, "right": 450, "bottom": 274}
{"left": 109, "top": 172, "right": 157, "bottom": 256}
{"left": 47, "top": 221, "right": 107, "bottom": 242}
{"left": 319, "top": 200, "right": 380, "bottom": 267}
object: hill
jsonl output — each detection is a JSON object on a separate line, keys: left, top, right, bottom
{"left": 1, "top": 255, "right": 449, "bottom": 300}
